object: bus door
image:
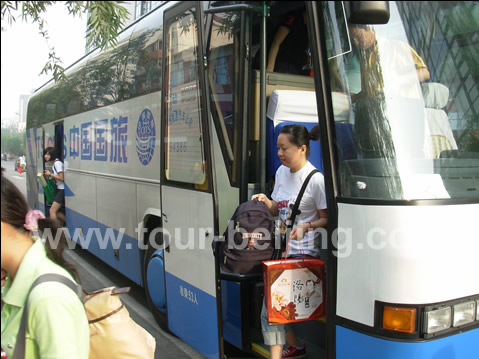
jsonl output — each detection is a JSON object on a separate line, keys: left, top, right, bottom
{"left": 27, "top": 126, "right": 44, "bottom": 211}
{"left": 161, "top": 2, "right": 220, "bottom": 358}
{"left": 41, "top": 122, "right": 62, "bottom": 216}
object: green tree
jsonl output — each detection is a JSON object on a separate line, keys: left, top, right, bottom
{"left": 1, "top": 1, "right": 129, "bottom": 81}
{"left": 1, "top": 133, "right": 25, "bottom": 156}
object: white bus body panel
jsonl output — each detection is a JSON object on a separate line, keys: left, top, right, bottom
{"left": 63, "top": 93, "right": 162, "bottom": 284}
{"left": 337, "top": 202, "right": 479, "bottom": 327}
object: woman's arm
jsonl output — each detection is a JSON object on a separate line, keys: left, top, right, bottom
{"left": 44, "top": 170, "right": 64, "bottom": 182}
{"left": 290, "top": 208, "right": 328, "bottom": 241}
{"left": 267, "top": 25, "right": 290, "bottom": 72}
{"left": 251, "top": 193, "right": 279, "bottom": 216}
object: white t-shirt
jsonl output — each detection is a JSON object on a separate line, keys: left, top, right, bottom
{"left": 272, "top": 161, "right": 327, "bottom": 257}
{"left": 52, "top": 159, "right": 65, "bottom": 190}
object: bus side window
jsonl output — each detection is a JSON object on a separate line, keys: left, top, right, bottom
{"left": 208, "top": 12, "right": 239, "bottom": 184}
{"left": 164, "top": 10, "right": 207, "bottom": 187}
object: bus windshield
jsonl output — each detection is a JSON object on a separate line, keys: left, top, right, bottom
{"left": 325, "top": 1, "right": 479, "bottom": 201}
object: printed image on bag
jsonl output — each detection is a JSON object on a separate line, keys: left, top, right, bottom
{"left": 263, "top": 258, "right": 326, "bottom": 324}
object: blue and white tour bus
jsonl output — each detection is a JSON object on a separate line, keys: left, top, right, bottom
{"left": 25, "top": 1, "right": 478, "bottom": 358}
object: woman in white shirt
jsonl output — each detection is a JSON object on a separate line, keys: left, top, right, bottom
{"left": 252, "top": 124, "right": 328, "bottom": 359}
{"left": 43, "top": 147, "right": 65, "bottom": 224}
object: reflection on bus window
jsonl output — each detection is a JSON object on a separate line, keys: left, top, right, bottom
{"left": 164, "top": 10, "right": 206, "bottom": 185}
{"left": 324, "top": 1, "right": 479, "bottom": 201}
{"left": 208, "top": 12, "right": 240, "bottom": 182}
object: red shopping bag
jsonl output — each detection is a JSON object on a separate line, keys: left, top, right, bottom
{"left": 263, "top": 257, "right": 326, "bottom": 324}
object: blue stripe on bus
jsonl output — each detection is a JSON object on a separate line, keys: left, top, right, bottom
{"left": 64, "top": 183, "right": 75, "bottom": 196}
{"left": 221, "top": 280, "right": 243, "bottom": 349}
{"left": 166, "top": 272, "right": 219, "bottom": 359}
{"left": 337, "top": 325, "right": 479, "bottom": 359}
{"left": 65, "top": 207, "right": 143, "bottom": 286}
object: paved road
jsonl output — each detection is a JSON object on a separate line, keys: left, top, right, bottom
{"left": 2, "top": 160, "right": 27, "bottom": 198}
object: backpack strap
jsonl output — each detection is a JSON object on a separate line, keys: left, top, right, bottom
{"left": 288, "top": 169, "right": 319, "bottom": 228}
{"left": 11, "top": 274, "right": 81, "bottom": 359}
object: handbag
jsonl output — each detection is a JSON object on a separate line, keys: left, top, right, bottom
{"left": 263, "top": 256, "right": 326, "bottom": 324}
{"left": 12, "top": 274, "right": 156, "bottom": 359}
{"left": 263, "top": 168, "right": 326, "bottom": 324}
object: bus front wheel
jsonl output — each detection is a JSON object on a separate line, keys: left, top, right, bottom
{"left": 143, "top": 229, "right": 170, "bottom": 333}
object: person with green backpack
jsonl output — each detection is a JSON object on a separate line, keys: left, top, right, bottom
{"left": 0, "top": 167, "right": 89, "bottom": 359}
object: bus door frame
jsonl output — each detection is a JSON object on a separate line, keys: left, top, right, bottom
{"left": 306, "top": 2, "right": 340, "bottom": 359}
{"left": 160, "top": 2, "right": 221, "bottom": 358}
{"left": 204, "top": 2, "right": 269, "bottom": 353}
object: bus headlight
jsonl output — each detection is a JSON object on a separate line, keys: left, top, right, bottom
{"left": 424, "top": 307, "right": 451, "bottom": 334}
{"left": 453, "top": 301, "right": 476, "bottom": 327}
{"left": 476, "top": 300, "right": 479, "bottom": 321}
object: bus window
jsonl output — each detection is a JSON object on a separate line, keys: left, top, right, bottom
{"left": 208, "top": 12, "right": 239, "bottom": 183}
{"left": 124, "top": 12, "right": 163, "bottom": 99}
{"left": 164, "top": 9, "right": 207, "bottom": 186}
{"left": 85, "top": 28, "right": 134, "bottom": 109}
{"left": 324, "top": 1, "right": 479, "bottom": 200}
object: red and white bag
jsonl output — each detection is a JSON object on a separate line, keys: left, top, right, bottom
{"left": 263, "top": 256, "right": 326, "bottom": 324}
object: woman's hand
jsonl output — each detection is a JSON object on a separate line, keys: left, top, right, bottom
{"left": 290, "top": 223, "right": 310, "bottom": 241}
{"left": 251, "top": 193, "right": 271, "bottom": 206}
{"left": 251, "top": 193, "right": 278, "bottom": 216}
{"left": 44, "top": 170, "right": 52, "bottom": 177}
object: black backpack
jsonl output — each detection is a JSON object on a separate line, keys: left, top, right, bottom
{"left": 219, "top": 199, "right": 276, "bottom": 274}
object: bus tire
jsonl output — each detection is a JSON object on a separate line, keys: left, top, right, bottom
{"left": 142, "top": 223, "right": 171, "bottom": 333}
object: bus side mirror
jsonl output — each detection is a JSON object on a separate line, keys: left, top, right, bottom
{"left": 345, "top": 1, "right": 390, "bottom": 24}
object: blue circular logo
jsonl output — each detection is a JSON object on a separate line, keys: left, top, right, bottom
{"left": 136, "top": 109, "right": 156, "bottom": 165}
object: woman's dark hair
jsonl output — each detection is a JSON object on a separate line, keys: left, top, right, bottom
{"left": 44, "top": 147, "right": 58, "bottom": 160}
{"left": 279, "top": 124, "right": 321, "bottom": 157}
{"left": 1, "top": 167, "right": 78, "bottom": 280}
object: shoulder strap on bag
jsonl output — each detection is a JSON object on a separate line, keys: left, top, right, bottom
{"left": 288, "top": 169, "right": 319, "bottom": 228}
{"left": 11, "top": 274, "right": 80, "bottom": 359}
{"left": 278, "top": 169, "right": 319, "bottom": 258}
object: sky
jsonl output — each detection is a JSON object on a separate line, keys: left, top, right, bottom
{"left": 1, "top": 3, "right": 87, "bottom": 126}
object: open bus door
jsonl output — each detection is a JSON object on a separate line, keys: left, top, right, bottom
{"left": 160, "top": 2, "right": 220, "bottom": 358}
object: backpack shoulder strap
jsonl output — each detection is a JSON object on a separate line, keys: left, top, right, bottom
{"left": 288, "top": 169, "right": 319, "bottom": 228}
{"left": 11, "top": 274, "right": 80, "bottom": 359}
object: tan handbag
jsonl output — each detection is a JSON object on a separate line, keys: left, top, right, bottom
{"left": 12, "top": 274, "right": 156, "bottom": 359}
{"left": 85, "top": 287, "right": 156, "bottom": 359}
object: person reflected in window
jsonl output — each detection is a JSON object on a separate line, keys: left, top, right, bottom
{"left": 267, "top": 10, "right": 310, "bottom": 76}
{"left": 348, "top": 24, "right": 430, "bottom": 104}
{"left": 348, "top": 24, "right": 430, "bottom": 162}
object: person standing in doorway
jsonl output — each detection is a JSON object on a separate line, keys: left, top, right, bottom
{"left": 43, "top": 147, "right": 65, "bottom": 224}
{"left": 252, "top": 124, "right": 328, "bottom": 359}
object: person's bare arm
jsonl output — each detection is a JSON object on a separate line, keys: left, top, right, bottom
{"left": 416, "top": 66, "right": 430, "bottom": 82}
{"left": 267, "top": 26, "right": 290, "bottom": 72}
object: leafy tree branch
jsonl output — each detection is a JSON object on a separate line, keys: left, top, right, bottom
{"left": 1, "top": 1, "right": 129, "bottom": 82}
